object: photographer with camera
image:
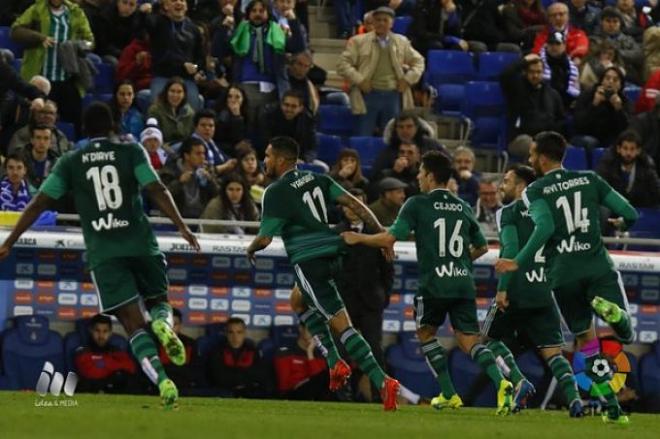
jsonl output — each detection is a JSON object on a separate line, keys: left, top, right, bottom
{"left": 572, "top": 66, "right": 631, "bottom": 152}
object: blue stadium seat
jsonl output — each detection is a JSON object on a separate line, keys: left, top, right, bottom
{"left": 463, "top": 81, "right": 506, "bottom": 117}
{"left": 0, "top": 26, "right": 24, "bottom": 59}
{"left": 436, "top": 84, "right": 465, "bottom": 116}
{"left": 95, "top": 63, "right": 115, "bottom": 94}
{"left": 63, "top": 330, "right": 128, "bottom": 373}
{"left": 316, "top": 133, "right": 344, "bottom": 166}
{"left": 448, "top": 348, "right": 496, "bottom": 406}
{"left": 477, "top": 52, "right": 521, "bottom": 81}
{"left": 629, "top": 208, "right": 660, "bottom": 238}
{"left": 11, "top": 58, "right": 22, "bottom": 73}
{"left": 639, "top": 347, "right": 660, "bottom": 401}
{"left": 195, "top": 333, "right": 225, "bottom": 359}
{"left": 298, "top": 163, "right": 327, "bottom": 173}
{"left": 623, "top": 85, "right": 642, "bottom": 106}
{"left": 426, "top": 50, "right": 475, "bottom": 85}
{"left": 318, "top": 105, "right": 354, "bottom": 137}
{"left": 348, "top": 136, "right": 387, "bottom": 176}
{"left": 592, "top": 147, "right": 606, "bottom": 169}
{"left": 260, "top": 325, "right": 300, "bottom": 362}
{"left": 1, "top": 315, "right": 64, "bottom": 390}
{"left": 392, "top": 16, "right": 413, "bottom": 35}
{"left": 386, "top": 332, "right": 440, "bottom": 398}
{"left": 96, "top": 93, "right": 113, "bottom": 104}
{"left": 56, "top": 121, "right": 75, "bottom": 141}
{"left": 563, "top": 146, "right": 588, "bottom": 170}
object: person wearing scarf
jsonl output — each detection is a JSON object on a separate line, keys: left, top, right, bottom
{"left": 540, "top": 31, "right": 580, "bottom": 110}
{"left": 0, "top": 155, "right": 34, "bottom": 212}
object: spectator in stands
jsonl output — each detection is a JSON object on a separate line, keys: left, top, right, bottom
{"left": 234, "top": 142, "right": 267, "bottom": 203}
{"left": 473, "top": 177, "right": 501, "bottom": 236}
{"left": 329, "top": 148, "right": 369, "bottom": 191}
{"left": 376, "top": 142, "right": 421, "bottom": 196}
{"left": 272, "top": 0, "right": 309, "bottom": 49}
{"left": 642, "top": 26, "right": 660, "bottom": 82}
{"left": 158, "top": 308, "right": 201, "bottom": 394}
{"left": 597, "top": 130, "right": 660, "bottom": 208}
{"left": 144, "top": 0, "right": 205, "bottom": 110}
{"left": 455, "top": 0, "right": 508, "bottom": 51}
{"left": 109, "top": 80, "right": 144, "bottom": 140}
{"left": 214, "top": 85, "right": 250, "bottom": 157}
{"left": 208, "top": 317, "right": 271, "bottom": 398}
{"left": 159, "top": 137, "right": 219, "bottom": 218}
{"left": 501, "top": 0, "right": 547, "bottom": 51}
{"left": 8, "top": 100, "right": 71, "bottom": 157}
{"left": 592, "top": 7, "right": 643, "bottom": 84}
{"left": 500, "top": 53, "right": 565, "bottom": 145}
{"left": 573, "top": 66, "right": 630, "bottom": 150}
{"left": 410, "top": 82, "right": 439, "bottom": 126}
{"left": 334, "top": 0, "right": 357, "bottom": 39}
{"left": 273, "top": 324, "right": 330, "bottom": 400}
{"left": 636, "top": 68, "right": 660, "bottom": 114}
{"left": 616, "top": 0, "right": 649, "bottom": 43}
{"left": 567, "top": 0, "right": 601, "bottom": 35}
{"left": 368, "top": 177, "right": 407, "bottom": 226}
{"left": 631, "top": 95, "right": 660, "bottom": 172}
{"left": 532, "top": 2, "right": 589, "bottom": 64}
{"left": 409, "top": 0, "right": 469, "bottom": 57}
{"left": 335, "top": 187, "right": 393, "bottom": 400}
{"left": 287, "top": 51, "right": 320, "bottom": 116}
{"left": 148, "top": 77, "right": 195, "bottom": 145}
{"left": 19, "top": 125, "right": 60, "bottom": 189}
{"left": 96, "top": 0, "right": 146, "bottom": 65}
{"left": 11, "top": 0, "right": 95, "bottom": 132}
{"left": 579, "top": 39, "right": 627, "bottom": 91}
{"left": 0, "top": 154, "right": 34, "bottom": 211}
{"left": 227, "top": 0, "right": 301, "bottom": 127}
{"left": 201, "top": 173, "right": 259, "bottom": 234}
{"left": 74, "top": 314, "right": 138, "bottom": 394}
{"left": 372, "top": 111, "right": 445, "bottom": 181}
{"left": 140, "top": 119, "right": 174, "bottom": 170}
{"left": 453, "top": 146, "right": 480, "bottom": 206}
{"left": 191, "top": 109, "right": 238, "bottom": 178}
{"left": 540, "top": 31, "right": 580, "bottom": 110}
{"left": 115, "top": 32, "right": 152, "bottom": 92}
{"left": 337, "top": 7, "right": 425, "bottom": 137}
{"left": 261, "top": 90, "right": 320, "bottom": 165}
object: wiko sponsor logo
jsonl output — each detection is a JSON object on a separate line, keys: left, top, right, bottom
{"left": 525, "top": 268, "right": 546, "bottom": 283}
{"left": 556, "top": 236, "right": 591, "bottom": 254}
{"left": 34, "top": 361, "right": 78, "bottom": 407}
{"left": 435, "top": 262, "right": 469, "bottom": 278}
{"left": 91, "top": 213, "right": 129, "bottom": 231}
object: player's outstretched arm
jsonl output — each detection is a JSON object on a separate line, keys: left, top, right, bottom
{"left": 334, "top": 193, "right": 385, "bottom": 233}
{"left": 246, "top": 235, "right": 273, "bottom": 266}
{"left": 144, "top": 181, "right": 200, "bottom": 251}
{"left": 341, "top": 230, "right": 396, "bottom": 248}
{"left": 0, "top": 193, "right": 54, "bottom": 260}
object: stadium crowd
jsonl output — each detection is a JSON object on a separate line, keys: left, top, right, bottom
{"left": 1, "top": 0, "right": 660, "bottom": 410}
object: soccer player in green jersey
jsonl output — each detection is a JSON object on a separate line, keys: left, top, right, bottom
{"left": 495, "top": 131, "right": 639, "bottom": 424}
{"left": 485, "top": 164, "right": 582, "bottom": 417}
{"left": 246, "top": 136, "right": 401, "bottom": 411}
{"left": 0, "top": 103, "right": 200, "bottom": 409}
{"left": 343, "top": 151, "right": 514, "bottom": 415}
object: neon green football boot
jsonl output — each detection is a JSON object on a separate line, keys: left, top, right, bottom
{"left": 152, "top": 319, "right": 186, "bottom": 366}
{"left": 496, "top": 380, "right": 514, "bottom": 415}
{"left": 431, "top": 393, "right": 463, "bottom": 410}
{"left": 591, "top": 296, "right": 624, "bottom": 324}
{"left": 159, "top": 378, "right": 179, "bottom": 410}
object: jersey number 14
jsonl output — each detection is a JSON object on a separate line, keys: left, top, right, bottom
{"left": 86, "top": 165, "right": 123, "bottom": 211}
{"left": 556, "top": 192, "right": 589, "bottom": 234}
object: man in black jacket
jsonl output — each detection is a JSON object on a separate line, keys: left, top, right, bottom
{"left": 596, "top": 130, "right": 660, "bottom": 208}
{"left": 500, "top": 53, "right": 566, "bottom": 150}
{"left": 630, "top": 98, "right": 660, "bottom": 173}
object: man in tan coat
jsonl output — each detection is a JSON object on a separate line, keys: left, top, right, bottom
{"left": 337, "top": 6, "right": 425, "bottom": 136}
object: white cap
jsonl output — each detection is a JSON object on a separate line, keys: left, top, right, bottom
{"left": 140, "top": 118, "right": 163, "bottom": 145}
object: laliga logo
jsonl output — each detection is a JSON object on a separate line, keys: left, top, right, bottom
{"left": 591, "top": 359, "right": 611, "bottom": 378}
{"left": 36, "top": 361, "right": 78, "bottom": 397}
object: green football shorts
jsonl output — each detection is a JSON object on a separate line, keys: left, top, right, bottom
{"left": 483, "top": 303, "right": 564, "bottom": 348}
{"left": 293, "top": 257, "right": 346, "bottom": 320}
{"left": 413, "top": 296, "right": 480, "bottom": 334}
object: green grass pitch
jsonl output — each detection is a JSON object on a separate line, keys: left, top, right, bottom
{"left": 1, "top": 392, "right": 659, "bottom": 439}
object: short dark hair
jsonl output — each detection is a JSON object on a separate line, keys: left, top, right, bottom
{"left": 508, "top": 164, "right": 536, "bottom": 186}
{"left": 226, "top": 317, "right": 246, "bottom": 328}
{"left": 83, "top": 102, "right": 115, "bottom": 137}
{"left": 616, "top": 130, "right": 641, "bottom": 148}
{"left": 534, "top": 131, "right": 567, "bottom": 163}
{"left": 3, "top": 153, "right": 26, "bottom": 168}
{"left": 421, "top": 150, "right": 452, "bottom": 185}
{"left": 245, "top": 0, "right": 269, "bottom": 18}
{"left": 180, "top": 137, "right": 206, "bottom": 158}
{"left": 90, "top": 314, "right": 112, "bottom": 329}
{"left": 395, "top": 110, "right": 419, "bottom": 125}
{"left": 29, "top": 124, "right": 52, "bottom": 137}
{"left": 194, "top": 108, "right": 216, "bottom": 127}
{"left": 282, "top": 89, "right": 304, "bottom": 105}
{"left": 172, "top": 308, "right": 183, "bottom": 320}
{"left": 269, "top": 136, "right": 299, "bottom": 162}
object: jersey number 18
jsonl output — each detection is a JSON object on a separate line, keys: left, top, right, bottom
{"left": 86, "top": 165, "right": 123, "bottom": 211}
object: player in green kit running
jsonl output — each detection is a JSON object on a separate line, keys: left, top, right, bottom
{"left": 246, "top": 136, "right": 401, "bottom": 411}
{"left": 342, "top": 151, "right": 514, "bottom": 415}
{"left": 0, "top": 103, "right": 200, "bottom": 409}
{"left": 484, "top": 164, "right": 582, "bottom": 417}
{"left": 495, "top": 131, "right": 638, "bottom": 424}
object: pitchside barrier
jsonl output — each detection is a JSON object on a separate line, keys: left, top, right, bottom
{"left": 0, "top": 229, "right": 659, "bottom": 344}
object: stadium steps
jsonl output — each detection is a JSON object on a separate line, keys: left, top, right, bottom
{"left": 309, "top": 6, "right": 345, "bottom": 89}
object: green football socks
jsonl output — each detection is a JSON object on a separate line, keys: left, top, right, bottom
{"left": 129, "top": 329, "right": 168, "bottom": 385}
{"left": 340, "top": 327, "right": 386, "bottom": 388}
{"left": 421, "top": 339, "right": 457, "bottom": 399}
{"left": 471, "top": 343, "right": 506, "bottom": 386}
{"left": 547, "top": 354, "right": 580, "bottom": 404}
{"left": 299, "top": 309, "right": 341, "bottom": 368}
{"left": 487, "top": 340, "right": 526, "bottom": 386}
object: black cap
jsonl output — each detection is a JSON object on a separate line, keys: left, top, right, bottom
{"left": 601, "top": 6, "right": 623, "bottom": 21}
{"left": 547, "top": 31, "right": 565, "bottom": 45}
{"left": 379, "top": 177, "right": 408, "bottom": 192}
{"left": 372, "top": 6, "right": 395, "bottom": 18}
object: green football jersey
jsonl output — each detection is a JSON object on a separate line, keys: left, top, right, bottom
{"left": 40, "top": 138, "right": 161, "bottom": 269}
{"left": 389, "top": 188, "right": 487, "bottom": 299}
{"left": 258, "top": 169, "right": 346, "bottom": 265}
{"left": 496, "top": 199, "right": 552, "bottom": 308}
{"left": 522, "top": 168, "right": 615, "bottom": 287}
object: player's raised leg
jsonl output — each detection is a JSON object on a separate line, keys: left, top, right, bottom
{"left": 147, "top": 296, "right": 186, "bottom": 367}
{"left": 590, "top": 271, "right": 634, "bottom": 344}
